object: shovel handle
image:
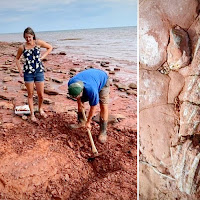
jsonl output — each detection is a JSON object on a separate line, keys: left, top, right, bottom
{"left": 81, "top": 109, "right": 98, "bottom": 155}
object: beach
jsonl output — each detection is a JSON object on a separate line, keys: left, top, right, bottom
{"left": 0, "top": 38, "right": 137, "bottom": 199}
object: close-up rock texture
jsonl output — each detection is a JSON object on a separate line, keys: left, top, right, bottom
{"left": 139, "top": 0, "right": 200, "bottom": 199}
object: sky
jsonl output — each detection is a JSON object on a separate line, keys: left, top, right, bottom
{"left": 0, "top": 0, "right": 137, "bottom": 34}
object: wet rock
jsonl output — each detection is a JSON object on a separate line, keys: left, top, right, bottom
{"left": 126, "top": 90, "right": 137, "bottom": 96}
{"left": 11, "top": 68, "right": 19, "bottom": 73}
{"left": 100, "top": 61, "right": 109, "bottom": 67}
{"left": 128, "top": 83, "right": 137, "bottom": 89}
{"left": 52, "top": 78, "right": 63, "bottom": 83}
{"left": 73, "top": 62, "right": 79, "bottom": 65}
{"left": 1, "top": 66, "right": 9, "bottom": 70}
{"left": 44, "top": 88, "right": 59, "bottom": 95}
{"left": 59, "top": 51, "right": 66, "bottom": 55}
{"left": 0, "top": 94, "right": 14, "bottom": 101}
{"left": 69, "top": 68, "right": 77, "bottom": 72}
{"left": 3, "top": 77, "right": 12, "bottom": 82}
{"left": 109, "top": 71, "right": 115, "bottom": 75}
{"left": 93, "top": 113, "right": 126, "bottom": 124}
{"left": 46, "top": 67, "right": 52, "bottom": 72}
{"left": 5, "top": 60, "right": 12, "bottom": 65}
{"left": 43, "top": 98, "right": 53, "bottom": 105}
{"left": 10, "top": 74, "right": 18, "bottom": 77}
{"left": 114, "top": 67, "right": 120, "bottom": 71}
{"left": 114, "top": 83, "right": 128, "bottom": 91}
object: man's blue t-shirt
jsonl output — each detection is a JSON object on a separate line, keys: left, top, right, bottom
{"left": 68, "top": 69, "right": 108, "bottom": 106}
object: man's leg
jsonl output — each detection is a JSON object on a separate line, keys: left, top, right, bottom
{"left": 99, "top": 103, "right": 108, "bottom": 143}
{"left": 99, "top": 78, "right": 110, "bottom": 143}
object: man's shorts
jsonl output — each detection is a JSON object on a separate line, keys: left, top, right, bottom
{"left": 24, "top": 72, "right": 44, "bottom": 83}
{"left": 99, "top": 78, "right": 110, "bottom": 104}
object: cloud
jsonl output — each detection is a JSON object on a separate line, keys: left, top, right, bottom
{"left": 0, "top": 0, "right": 76, "bottom": 11}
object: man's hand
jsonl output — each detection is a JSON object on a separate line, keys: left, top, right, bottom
{"left": 85, "top": 121, "right": 91, "bottom": 130}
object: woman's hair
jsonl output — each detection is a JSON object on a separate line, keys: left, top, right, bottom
{"left": 23, "top": 27, "right": 36, "bottom": 40}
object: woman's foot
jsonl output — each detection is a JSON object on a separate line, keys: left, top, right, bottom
{"left": 39, "top": 109, "right": 47, "bottom": 118}
{"left": 31, "top": 115, "right": 37, "bottom": 122}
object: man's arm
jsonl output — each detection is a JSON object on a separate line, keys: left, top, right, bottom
{"left": 85, "top": 105, "right": 97, "bottom": 129}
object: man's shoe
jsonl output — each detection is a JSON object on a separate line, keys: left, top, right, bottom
{"left": 98, "top": 119, "right": 107, "bottom": 144}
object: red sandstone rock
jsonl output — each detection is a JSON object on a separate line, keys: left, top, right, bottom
{"left": 140, "top": 0, "right": 200, "bottom": 198}
{"left": 167, "top": 26, "right": 191, "bottom": 70}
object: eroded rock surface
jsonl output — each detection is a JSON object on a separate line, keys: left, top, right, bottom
{"left": 139, "top": 0, "right": 200, "bottom": 199}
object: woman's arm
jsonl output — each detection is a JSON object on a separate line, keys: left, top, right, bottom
{"left": 37, "top": 39, "right": 53, "bottom": 60}
{"left": 15, "top": 45, "right": 24, "bottom": 77}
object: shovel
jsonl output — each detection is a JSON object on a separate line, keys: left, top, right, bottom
{"left": 81, "top": 109, "right": 98, "bottom": 156}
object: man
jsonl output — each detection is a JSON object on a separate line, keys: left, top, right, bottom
{"left": 68, "top": 68, "right": 110, "bottom": 143}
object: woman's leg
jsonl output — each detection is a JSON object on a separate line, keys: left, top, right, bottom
{"left": 35, "top": 81, "right": 47, "bottom": 118}
{"left": 25, "top": 82, "right": 37, "bottom": 121}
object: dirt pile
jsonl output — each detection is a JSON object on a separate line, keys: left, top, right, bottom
{"left": 0, "top": 113, "right": 136, "bottom": 200}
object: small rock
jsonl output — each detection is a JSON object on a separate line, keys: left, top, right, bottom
{"left": 43, "top": 98, "right": 53, "bottom": 104}
{"left": 20, "top": 84, "right": 27, "bottom": 91}
{"left": 64, "top": 174, "right": 70, "bottom": 181}
{"left": 52, "top": 78, "right": 63, "bottom": 83}
{"left": 68, "top": 141, "right": 73, "bottom": 149}
{"left": 73, "top": 63, "right": 79, "bottom": 65}
{"left": 109, "top": 71, "right": 115, "bottom": 75}
{"left": 114, "top": 83, "right": 128, "bottom": 91}
{"left": 113, "top": 78, "right": 120, "bottom": 82}
{"left": 3, "top": 77, "right": 12, "bottom": 82}
{"left": 11, "top": 69, "right": 19, "bottom": 73}
{"left": 126, "top": 90, "right": 137, "bottom": 96}
{"left": 100, "top": 61, "right": 109, "bottom": 67}
{"left": 22, "top": 115, "right": 28, "bottom": 120}
{"left": 59, "top": 51, "right": 66, "bottom": 55}
{"left": 3, "top": 86, "right": 7, "bottom": 90}
{"left": 44, "top": 88, "right": 59, "bottom": 95}
{"left": 128, "top": 83, "right": 137, "bottom": 89}
{"left": 46, "top": 68, "right": 52, "bottom": 72}
{"left": 70, "top": 68, "right": 77, "bottom": 72}
{"left": 114, "top": 67, "right": 120, "bottom": 71}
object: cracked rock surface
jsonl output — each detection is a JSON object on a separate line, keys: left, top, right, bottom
{"left": 139, "top": 0, "right": 200, "bottom": 199}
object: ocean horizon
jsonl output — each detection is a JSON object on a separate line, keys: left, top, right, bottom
{"left": 0, "top": 26, "right": 137, "bottom": 81}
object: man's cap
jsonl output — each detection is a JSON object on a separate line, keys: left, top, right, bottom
{"left": 68, "top": 81, "right": 84, "bottom": 97}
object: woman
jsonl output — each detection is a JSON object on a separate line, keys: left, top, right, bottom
{"left": 16, "top": 27, "right": 53, "bottom": 122}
